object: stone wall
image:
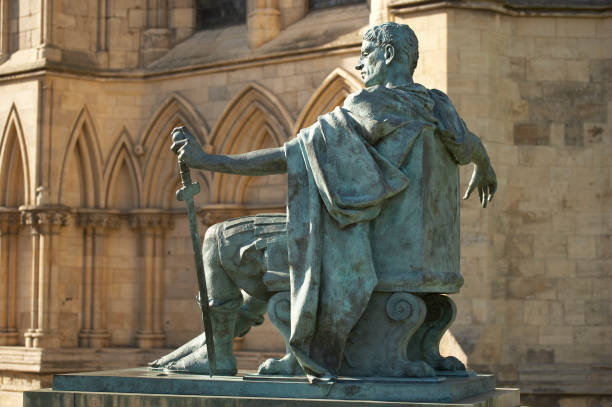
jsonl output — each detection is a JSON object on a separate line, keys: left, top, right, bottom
{"left": 394, "top": 5, "right": 612, "bottom": 402}
{"left": 8, "top": 0, "right": 40, "bottom": 52}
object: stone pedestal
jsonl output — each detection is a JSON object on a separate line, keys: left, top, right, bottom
{"left": 25, "top": 387, "right": 519, "bottom": 407}
{"left": 22, "top": 367, "right": 520, "bottom": 406}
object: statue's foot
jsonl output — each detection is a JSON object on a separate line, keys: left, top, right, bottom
{"left": 403, "top": 360, "right": 436, "bottom": 377}
{"left": 165, "top": 345, "right": 237, "bottom": 375}
{"left": 149, "top": 332, "right": 207, "bottom": 369}
{"left": 432, "top": 356, "right": 465, "bottom": 372}
{"left": 257, "top": 353, "right": 301, "bottom": 376}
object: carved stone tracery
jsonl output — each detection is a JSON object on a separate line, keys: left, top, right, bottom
{"left": 20, "top": 206, "right": 70, "bottom": 348}
{"left": 129, "top": 210, "right": 174, "bottom": 348}
{"left": 75, "top": 209, "right": 121, "bottom": 348}
{"left": 128, "top": 212, "right": 174, "bottom": 230}
{"left": 0, "top": 208, "right": 20, "bottom": 345}
{"left": 21, "top": 207, "right": 70, "bottom": 234}
{"left": 75, "top": 210, "right": 121, "bottom": 230}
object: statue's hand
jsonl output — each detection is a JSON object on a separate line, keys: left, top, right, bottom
{"left": 170, "top": 126, "right": 205, "bottom": 168}
{"left": 463, "top": 161, "right": 496, "bottom": 208}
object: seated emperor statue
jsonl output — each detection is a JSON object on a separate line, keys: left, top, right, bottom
{"left": 150, "top": 22, "right": 496, "bottom": 380}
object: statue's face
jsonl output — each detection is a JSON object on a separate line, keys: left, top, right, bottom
{"left": 355, "top": 40, "right": 388, "bottom": 87}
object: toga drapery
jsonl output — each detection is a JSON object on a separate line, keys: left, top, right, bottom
{"left": 282, "top": 83, "right": 472, "bottom": 380}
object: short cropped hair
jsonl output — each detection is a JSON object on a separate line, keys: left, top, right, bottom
{"left": 363, "top": 22, "right": 419, "bottom": 75}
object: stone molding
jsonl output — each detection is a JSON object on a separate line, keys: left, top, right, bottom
{"left": 20, "top": 206, "right": 70, "bottom": 234}
{"left": 0, "top": 207, "right": 21, "bottom": 234}
{"left": 128, "top": 210, "right": 174, "bottom": 231}
{"left": 388, "top": 0, "right": 612, "bottom": 17}
{"left": 74, "top": 209, "right": 121, "bottom": 231}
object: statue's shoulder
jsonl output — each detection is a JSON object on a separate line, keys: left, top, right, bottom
{"left": 428, "top": 88, "right": 452, "bottom": 106}
{"left": 344, "top": 85, "right": 413, "bottom": 113}
{"left": 427, "top": 88, "right": 462, "bottom": 120}
{"left": 344, "top": 85, "right": 381, "bottom": 107}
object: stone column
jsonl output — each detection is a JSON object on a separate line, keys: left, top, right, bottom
{"left": 129, "top": 210, "right": 173, "bottom": 348}
{"left": 75, "top": 210, "right": 120, "bottom": 348}
{"left": 142, "top": 0, "right": 170, "bottom": 65}
{"left": 21, "top": 206, "right": 69, "bottom": 348}
{"left": 247, "top": 0, "right": 282, "bottom": 49}
{"left": 0, "top": 208, "right": 20, "bottom": 345}
{"left": 0, "top": 0, "right": 8, "bottom": 62}
{"left": 369, "top": 0, "right": 389, "bottom": 26}
{"left": 36, "top": 0, "right": 61, "bottom": 62}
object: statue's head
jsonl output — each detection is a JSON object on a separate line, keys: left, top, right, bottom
{"left": 356, "top": 22, "right": 419, "bottom": 87}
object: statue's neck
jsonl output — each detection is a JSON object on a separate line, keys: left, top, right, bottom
{"left": 383, "top": 69, "right": 414, "bottom": 88}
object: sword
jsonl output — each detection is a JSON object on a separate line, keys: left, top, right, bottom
{"left": 176, "top": 150, "right": 216, "bottom": 376}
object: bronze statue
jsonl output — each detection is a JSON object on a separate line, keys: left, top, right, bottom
{"left": 150, "top": 22, "right": 497, "bottom": 381}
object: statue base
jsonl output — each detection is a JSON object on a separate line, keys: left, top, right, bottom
{"left": 23, "top": 367, "right": 520, "bottom": 406}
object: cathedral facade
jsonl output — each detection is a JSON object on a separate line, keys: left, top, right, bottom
{"left": 0, "top": 1, "right": 610, "bottom": 406}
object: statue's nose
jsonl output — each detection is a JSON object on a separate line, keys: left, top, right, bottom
{"left": 355, "top": 62, "right": 363, "bottom": 71}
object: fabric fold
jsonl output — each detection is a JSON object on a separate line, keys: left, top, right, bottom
{"left": 283, "top": 83, "right": 444, "bottom": 381}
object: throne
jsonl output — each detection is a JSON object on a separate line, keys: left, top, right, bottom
{"left": 255, "top": 128, "right": 467, "bottom": 378}
{"left": 261, "top": 266, "right": 466, "bottom": 377}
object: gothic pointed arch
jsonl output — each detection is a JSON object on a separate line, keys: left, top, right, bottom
{"left": 294, "top": 67, "right": 362, "bottom": 134}
{"left": 210, "top": 83, "right": 293, "bottom": 204}
{"left": 141, "top": 94, "right": 210, "bottom": 207}
{"left": 234, "top": 124, "right": 283, "bottom": 205}
{"left": 103, "top": 128, "right": 142, "bottom": 210}
{"left": 140, "top": 93, "right": 210, "bottom": 152}
{"left": 0, "top": 104, "right": 31, "bottom": 206}
{"left": 58, "top": 106, "right": 104, "bottom": 208}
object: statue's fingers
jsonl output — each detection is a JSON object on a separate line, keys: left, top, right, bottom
{"left": 463, "top": 181, "right": 476, "bottom": 200}
{"left": 488, "top": 184, "right": 496, "bottom": 203}
{"left": 172, "top": 127, "right": 187, "bottom": 142}
{"left": 171, "top": 139, "right": 188, "bottom": 154}
{"left": 489, "top": 183, "right": 497, "bottom": 197}
{"left": 177, "top": 143, "right": 189, "bottom": 160}
{"left": 482, "top": 187, "right": 489, "bottom": 208}
{"left": 478, "top": 187, "right": 484, "bottom": 206}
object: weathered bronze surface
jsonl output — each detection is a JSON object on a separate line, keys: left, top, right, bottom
{"left": 152, "top": 22, "right": 497, "bottom": 382}
{"left": 175, "top": 150, "right": 216, "bottom": 376}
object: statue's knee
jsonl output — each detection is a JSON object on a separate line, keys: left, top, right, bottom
{"left": 202, "top": 223, "right": 223, "bottom": 259}
{"left": 204, "top": 223, "right": 222, "bottom": 245}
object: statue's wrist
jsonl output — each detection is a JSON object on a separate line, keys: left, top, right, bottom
{"left": 471, "top": 144, "right": 490, "bottom": 168}
{"left": 193, "top": 150, "right": 209, "bottom": 169}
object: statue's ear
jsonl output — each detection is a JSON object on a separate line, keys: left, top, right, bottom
{"left": 384, "top": 44, "right": 395, "bottom": 65}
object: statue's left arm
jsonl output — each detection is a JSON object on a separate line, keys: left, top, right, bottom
{"left": 430, "top": 89, "right": 496, "bottom": 208}
{"left": 460, "top": 131, "right": 497, "bottom": 208}
{"left": 170, "top": 127, "right": 287, "bottom": 175}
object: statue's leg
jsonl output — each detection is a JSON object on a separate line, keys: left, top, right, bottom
{"left": 406, "top": 294, "right": 465, "bottom": 372}
{"left": 165, "top": 224, "right": 243, "bottom": 375}
{"left": 257, "top": 292, "right": 300, "bottom": 375}
{"left": 149, "top": 293, "right": 266, "bottom": 369}
{"left": 151, "top": 218, "right": 272, "bottom": 371}
{"left": 149, "top": 332, "right": 206, "bottom": 369}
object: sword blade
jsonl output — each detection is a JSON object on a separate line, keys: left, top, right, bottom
{"left": 183, "top": 187, "right": 216, "bottom": 376}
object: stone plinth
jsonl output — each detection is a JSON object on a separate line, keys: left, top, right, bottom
{"left": 22, "top": 367, "right": 519, "bottom": 406}
{"left": 25, "top": 388, "right": 520, "bottom": 407}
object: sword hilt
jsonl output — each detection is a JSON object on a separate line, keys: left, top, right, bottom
{"left": 177, "top": 160, "right": 201, "bottom": 201}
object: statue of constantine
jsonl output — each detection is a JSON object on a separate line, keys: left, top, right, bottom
{"left": 150, "top": 22, "right": 497, "bottom": 381}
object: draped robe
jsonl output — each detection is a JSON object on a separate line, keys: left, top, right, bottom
{"left": 282, "top": 83, "right": 473, "bottom": 380}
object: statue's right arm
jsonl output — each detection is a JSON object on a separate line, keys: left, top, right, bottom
{"left": 170, "top": 127, "right": 287, "bottom": 175}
